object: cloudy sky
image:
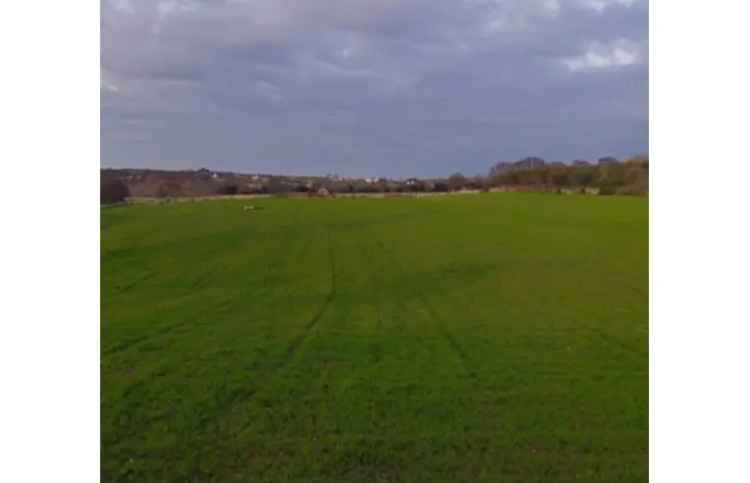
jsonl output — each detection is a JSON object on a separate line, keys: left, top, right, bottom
{"left": 102, "top": 0, "right": 648, "bottom": 177}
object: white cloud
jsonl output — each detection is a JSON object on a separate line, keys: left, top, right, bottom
{"left": 108, "top": 0, "right": 134, "bottom": 14}
{"left": 543, "top": 0, "right": 561, "bottom": 16}
{"left": 101, "top": 69, "right": 121, "bottom": 94}
{"left": 563, "top": 38, "right": 641, "bottom": 72}
{"left": 157, "top": 0, "right": 199, "bottom": 19}
{"left": 480, "top": 0, "right": 560, "bottom": 36}
{"left": 254, "top": 81, "right": 285, "bottom": 103}
{"left": 102, "top": 83, "right": 120, "bottom": 94}
{"left": 579, "top": 0, "right": 637, "bottom": 13}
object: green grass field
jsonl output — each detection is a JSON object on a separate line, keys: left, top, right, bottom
{"left": 101, "top": 193, "right": 648, "bottom": 482}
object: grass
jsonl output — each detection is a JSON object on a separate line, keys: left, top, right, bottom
{"left": 101, "top": 192, "right": 648, "bottom": 482}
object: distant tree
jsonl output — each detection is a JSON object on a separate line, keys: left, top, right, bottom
{"left": 265, "top": 178, "right": 288, "bottom": 194}
{"left": 516, "top": 157, "right": 546, "bottom": 170}
{"left": 597, "top": 156, "right": 619, "bottom": 165}
{"left": 625, "top": 154, "right": 649, "bottom": 165}
{"left": 484, "top": 154, "right": 647, "bottom": 195}
{"left": 369, "top": 180, "right": 387, "bottom": 193}
{"left": 488, "top": 161, "right": 514, "bottom": 178}
{"left": 502, "top": 168, "right": 546, "bottom": 186}
{"left": 596, "top": 162, "right": 628, "bottom": 188}
{"left": 491, "top": 170, "right": 520, "bottom": 186}
{"left": 385, "top": 181, "right": 401, "bottom": 193}
{"left": 409, "top": 180, "right": 427, "bottom": 192}
{"left": 156, "top": 181, "right": 183, "bottom": 198}
{"left": 549, "top": 166, "right": 571, "bottom": 187}
{"left": 101, "top": 177, "right": 130, "bottom": 204}
{"left": 464, "top": 176, "right": 486, "bottom": 190}
{"left": 196, "top": 168, "right": 212, "bottom": 180}
{"left": 354, "top": 183, "right": 377, "bottom": 193}
{"left": 448, "top": 172, "right": 467, "bottom": 191}
{"left": 433, "top": 180, "right": 449, "bottom": 192}
{"left": 570, "top": 166, "right": 595, "bottom": 186}
{"left": 216, "top": 184, "right": 239, "bottom": 195}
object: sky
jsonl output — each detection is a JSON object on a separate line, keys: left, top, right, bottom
{"left": 101, "top": 0, "right": 648, "bottom": 178}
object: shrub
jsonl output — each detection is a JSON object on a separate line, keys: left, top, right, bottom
{"left": 216, "top": 184, "right": 239, "bottom": 195}
{"left": 265, "top": 178, "right": 289, "bottom": 194}
{"left": 101, "top": 177, "right": 130, "bottom": 204}
{"left": 570, "top": 167, "right": 595, "bottom": 186}
{"left": 448, "top": 173, "right": 467, "bottom": 191}
{"left": 433, "top": 181, "right": 449, "bottom": 192}
{"left": 616, "top": 182, "right": 648, "bottom": 196}
{"left": 549, "top": 167, "right": 571, "bottom": 187}
{"left": 156, "top": 181, "right": 183, "bottom": 198}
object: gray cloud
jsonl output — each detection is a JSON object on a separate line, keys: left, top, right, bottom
{"left": 102, "top": 0, "right": 648, "bottom": 177}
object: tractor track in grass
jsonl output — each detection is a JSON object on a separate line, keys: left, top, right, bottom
{"left": 376, "top": 241, "right": 409, "bottom": 338}
{"left": 207, "top": 224, "right": 328, "bottom": 379}
{"left": 156, "top": 226, "right": 326, "bottom": 437}
{"left": 204, "top": 223, "right": 339, "bottom": 440}
{"left": 102, "top": 223, "right": 301, "bottom": 359}
{"left": 279, "top": 228, "right": 337, "bottom": 368}
{"left": 109, "top": 221, "right": 326, "bottom": 440}
{"left": 382, "top": 240, "right": 478, "bottom": 381}
{"left": 105, "top": 263, "right": 224, "bottom": 355}
{"left": 102, "top": 289, "right": 215, "bottom": 357}
{"left": 103, "top": 318, "right": 195, "bottom": 357}
{"left": 189, "top": 265, "right": 218, "bottom": 290}
{"left": 214, "top": 227, "right": 339, "bottom": 443}
{"left": 360, "top": 240, "right": 384, "bottom": 364}
{"left": 585, "top": 323, "right": 647, "bottom": 363}
{"left": 113, "top": 270, "right": 156, "bottom": 294}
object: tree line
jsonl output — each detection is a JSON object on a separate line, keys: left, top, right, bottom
{"left": 485, "top": 155, "right": 648, "bottom": 195}
{"left": 101, "top": 154, "right": 648, "bottom": 203}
